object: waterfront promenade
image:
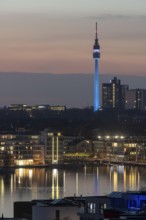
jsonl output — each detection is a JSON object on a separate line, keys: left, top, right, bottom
{"left": 1, "top": 157, "right": 146, "bottom": 170}
{"left": 64, "top": 157, "right": 146, "bottom": 167}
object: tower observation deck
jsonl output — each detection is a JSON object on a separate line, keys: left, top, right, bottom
{"left": 93, "top": 22, "right": 100, "bottom": 111}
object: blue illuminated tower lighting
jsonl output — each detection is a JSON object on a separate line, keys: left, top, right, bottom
{"left": 93, "top": 22, "right": 100, "bottom": 112}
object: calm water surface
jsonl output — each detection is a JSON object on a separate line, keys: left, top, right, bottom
{"left": 1, "top": 165, "right": 146, "bottom": 217}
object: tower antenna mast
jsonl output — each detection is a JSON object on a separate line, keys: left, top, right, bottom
{"left": 96, "top": 22, "right": 97, "bottom": 39}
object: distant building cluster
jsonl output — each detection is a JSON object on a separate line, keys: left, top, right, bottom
{"left": 0, "top": 104, "right": 67, "bottom": 119}
{"left": 6, "top": 104, "right": 66, "bottom": 111}
{"left": 102, "top": 77, "right": 146, "bottom": 110}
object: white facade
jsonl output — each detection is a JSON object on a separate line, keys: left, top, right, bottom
{"left": 33, "top": 205, "right": 79, "bottom": 220}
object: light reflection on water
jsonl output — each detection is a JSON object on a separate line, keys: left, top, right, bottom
{"left": 0, "top": 165, "right": 146, "bottom": 217}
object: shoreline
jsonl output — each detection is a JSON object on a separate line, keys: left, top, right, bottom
{"left": 1, "top": 159, "right": 146, "bottom": 170}
{"left": 0, "top": 163, "right": 84, "bottom": 170}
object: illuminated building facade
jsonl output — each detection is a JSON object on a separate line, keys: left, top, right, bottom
{"left": 41, "top": 131, "right": 64, "bottom": 164}
{"left": 93, "top": 22, "right": 100, "bottom": 112}
{"left": 95, "top": 135, "right": 146, "bottom": 161}
{"left": 0, "top": 132, "right": 64, "bottom": 166}
{"left": 102, "top": 77, "right": 128, "bottom": 109}
{"left": 0, "top": 134, "right": 43, "bottom": 166}
{"left": 48, "top": 106, "right": 66, "bottom": 111}
{"left": 9, "top": 104, "right": 66, "bottom": 111}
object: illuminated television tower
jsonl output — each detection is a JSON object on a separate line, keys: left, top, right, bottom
{"left": 93, "top": 22, "right": 100, "bottom": 111}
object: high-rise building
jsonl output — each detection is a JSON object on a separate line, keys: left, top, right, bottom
{"left": 93, "top": 23, "right": 100, "bottom": 112}
{"left": 125, "top": 89, "right": 146, "bottom": 110}
{"left": 102, "top": 77, "right": 128, "bottom": 109}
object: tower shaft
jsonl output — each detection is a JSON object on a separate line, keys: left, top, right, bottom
{"left": 94, "top": 59, "right": 99, "bottom": 111}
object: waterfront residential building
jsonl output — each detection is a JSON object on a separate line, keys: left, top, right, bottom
{"left": 95, "top": 135, "right": 146, "bottom": 161}
{"left": 0, "top": 131, "right": 64, "bottom": 166}
{"left": 0, "top": 134, "right": 43, "bottom": 166}
{"left": 102, "top": 77, "right": 128, "bottom": 110}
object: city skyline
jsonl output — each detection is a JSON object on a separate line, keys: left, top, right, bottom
{"left": 0, "top": 0, "right": 146, "bottom": 75}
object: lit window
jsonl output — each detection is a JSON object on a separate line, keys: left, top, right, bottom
{"left": 87, "top": 203, "right": 96, "bottom": 214}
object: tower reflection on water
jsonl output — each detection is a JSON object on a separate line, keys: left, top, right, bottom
{"left": 52, "top": 169, "right": 59, "bottom": 199}
{"left": 0, "top": 166, "right": 146, "bottom": 217}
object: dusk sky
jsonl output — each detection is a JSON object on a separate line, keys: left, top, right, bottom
{"left": 0, "top": 0, "right": 146, "bottom": 107}
{"left": 0, "top": 0, "right": 146, "bottom": 75}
